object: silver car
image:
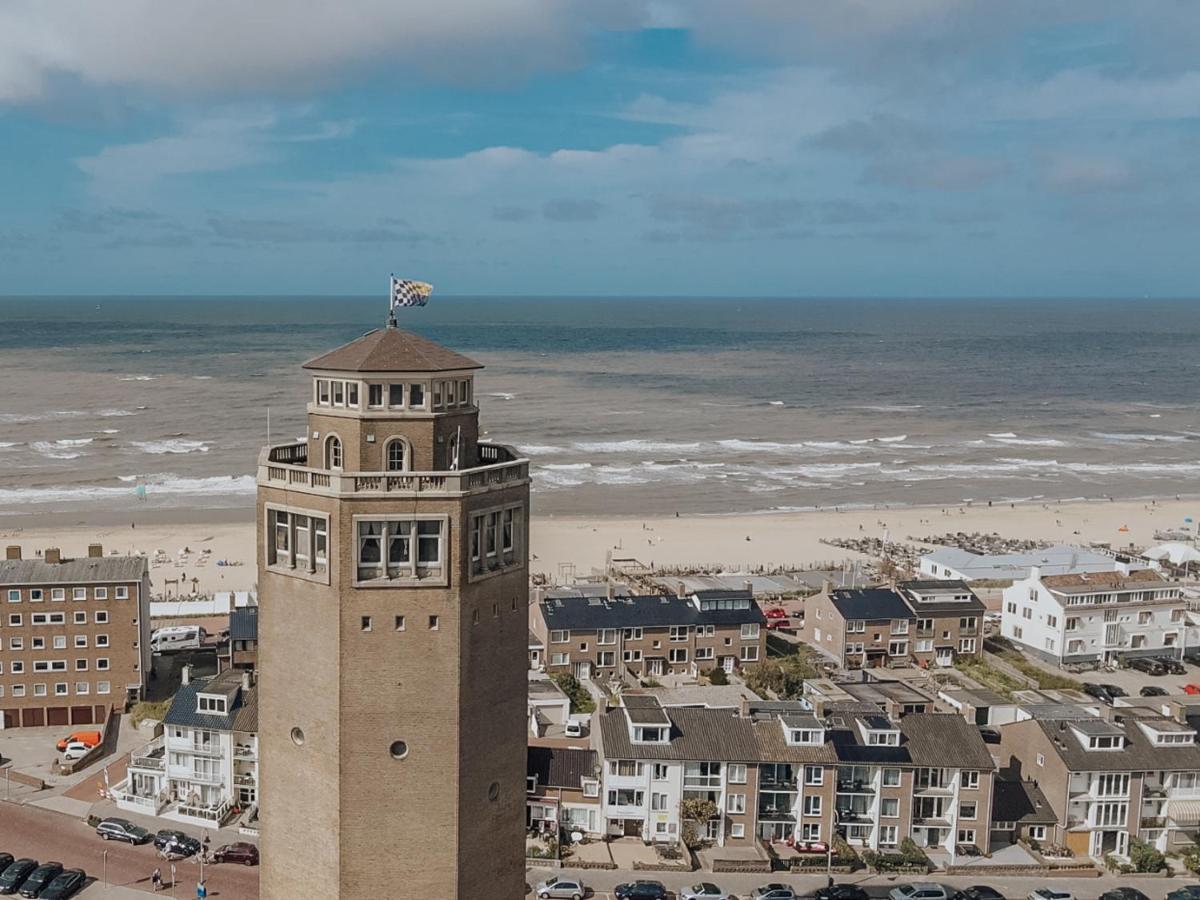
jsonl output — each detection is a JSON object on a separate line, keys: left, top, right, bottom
{"left": 682, "top": 884, "right": 732, "bottom": 900}
{"left": 535, "top": 876, "right": 586, "bottom": 900}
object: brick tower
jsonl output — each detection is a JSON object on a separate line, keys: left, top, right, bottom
{"left": 256, "top": 323, "right": 530, "bottom": 898}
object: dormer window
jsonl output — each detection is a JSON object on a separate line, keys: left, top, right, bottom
{"left": 867, "top": 730, "right": 900, "bottom": 746}
{"left": 1138, "top": 720, "right": 1197, "bottom": 746}
{"left": 1089, "top": 735, "right": 1123, "bottom": 750}
{"left": 197, "top": 694, "right": 227, "bottom": 715}
{"left": 634, "top": 726, "right": 667, "bottom": 743}
{"left": 790, "top": 728, "right": 824, "bottom": 745}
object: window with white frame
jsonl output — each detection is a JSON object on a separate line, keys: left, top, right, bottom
{"left": 801, "top": 823, "right": 821, "bottom": 841}
{"left": 51, "top": 588, "right": 65, "bottom": 601}
{"left": 959, "top": 801, "right": 977, "bottom": 819}
{"left": 73, "top": 588, "right": 87, "bottom": 601}
{"left": 882, "top": 768, "right": 901, "bottom": 786}
{"left": 962, "top": 770, "right": 980, "bottom": 789}
{"left": 730, "top": 823, "right": 745, "bottom": 838}
{"left": 54, "top": 683, "right": 68, "bottom": 696}
{"left": 115, "top": 586, "right": 129, "bottom": 600}
{"left": 29, "top": 589, "right": 42, "bottom": 602}
{"left": 740, "top": 623, "right": 760, "bottom": 640}
{"left": 597, "top": 629, "right": 617, "bottom": 645}
{"left": 668, "top": 647, "right": 688, "bottom": 663}
{"left": 669, "top": 626, "right": 689, "bottom": 642}
{"left": 34, "top": 683, "right": 47, "bottom": 697}
{"left": 728, "top": 764, "right": 747, "bottom": 784}
{"left": 469, "top": 505, "right": 521, "bottom": 576}
{"left": 1028, "top": 825, "right": 1046, "bottom": 840}
{"left": 879, "top": 825, "right": 898, "bottom": 846}
{"left": 268, "top": 508, "right": 329, "bottom": 577}
{"left": 804, "top": 765, "right": 823, "bottom": 785}
{"left": 8, "top": 613, "right": 20, "bottom": 626}
{"left": 550, "top": 653, "right": 568, "bottom": 666}
{"left": 385, "top": 438, "right": 409, "bottom": 472}
{"left": 94, "top": 610, "right": 108, "bottom": 623}
{"left": 802, "top": 795, "right": 822, "bottom": 816}
{"left": 94, "top": 587, "right": 108, "bottom": 600}
{"left": 881, "top": 797, "right": 899, "bottom": 817}
{"left": 75, "top": 682, "right": 89, "bottom": 695}
{"left": 96, "top": 658, "right": 109, "bottom": 670}
{"left": 6, "top": 589, "right": 18, "bottom": 603}
{"left": 652, "top": 764, "right": 669, "bottom": 780}
{"left": 740, "top": 645, "right": 759, "bottom": 662}
{"left": 597, "top": 651, "right": 616, "bottom": 667}
{"left": 959, "top": 638, "right": 976, "bottom": 653}
{"left": 958, "top": 829, "right": 976, "bottom": 844}
{"left": 550, "top": 630, "right": 570, "bottom": 643}
{"left": 97, "top": 681, "right": 111, "bottom": 694}
{"left": 622, "top": 627, "right": 643, "bottom": 640}
{"left": 95, "top": 634, "right": 109, "bottom": 647}
{"left": 727, "top": 793, "right": 746, "bottom": 814}
{"left": 356, "top": 517, "right": 445, "bottom": 582}
{"left": 695, "top": 647, "right": 715, "bottom": 660}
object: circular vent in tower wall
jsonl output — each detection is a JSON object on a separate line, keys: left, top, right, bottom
{"left": 290, "top": 727, "right": 305, "bottom": 746}
{"left": 488, "top": 781, "right": 500, "bottom": 802}
{"left": 389, "top": 740, "right": 409, "bottom": 759}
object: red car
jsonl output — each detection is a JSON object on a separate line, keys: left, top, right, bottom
{"left": 767, "top": 618, "right": 791, "bottom": 630}
{"left": 791, "top": 839, "right": 829, "bottom": 853}
{"left": 764, "top": 607, "right": 788, "bottom": 619}
{"left": 1184, "top": 685, "right": 1200, "bottom": 696}
{"left": 213, "top": 842, "right": 259, "bottom": 865}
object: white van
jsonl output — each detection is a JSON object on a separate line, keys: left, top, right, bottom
{"left": 150, "top": 625, "right": 206, "bottom": 653}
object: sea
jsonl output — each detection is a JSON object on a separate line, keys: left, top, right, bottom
{"left": 1, "top": 296, "right": 1198, "bottom": 519}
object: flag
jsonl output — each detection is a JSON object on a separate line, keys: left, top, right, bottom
{"left": 390, "top": 276, "right": 433, "bottom": 309}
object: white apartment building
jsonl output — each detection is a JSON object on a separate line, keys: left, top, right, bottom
{"left": 113, "top": 668, "right": 257, "bottom": 829}
{"left": 1001, "top": 568, "right": 1184, "bottom": 665}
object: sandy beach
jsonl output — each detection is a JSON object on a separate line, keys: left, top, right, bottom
{"left": 0, "top": 497, "right": 1193, "bottom": 595}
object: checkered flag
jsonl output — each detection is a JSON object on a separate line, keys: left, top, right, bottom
{"left": 390, "top": 275, "right": 433, "bottom": 309}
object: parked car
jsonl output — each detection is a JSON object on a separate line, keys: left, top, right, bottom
{"left": 792, "top": 839, "right": 828, "bottom": 853}
{"left": 979, "top": 727, "right": 1001, "bottom": 745}
{"left": 96, "top": 818, "right": 151, "bottom": 844}
{"left": 1166, "top": 887, "right": 1200, "bottom": 900}
{"left": 153, "top": 830, "right": 200, "bottom": 857}
{"left": 60, "top": 742, "right": 91, "bottom": 763}
{"left": 18, "top": 862, "right": 62, "bottom": 899}
{"left": 0, "top": 860, "right": 38, "bottom": 896}
{"left": 681, "top": 884, "right": 732, "bottom": 900}
{"left": 614, "top": 882, "right": 668, "bottom": 900}
{"left": 766, "top": 618, "right": 792, "bottom": 630}
{"left": 1159, "top": 657, "right": 1187, "bottom": 675}
{"left": 1184, "top": 684, "right": 1200, "bottom": 696}
{"left": 764, "top": 607, "right": 788, "bottom": 619}
{"left": 890, "top": 884, "right": 950, "bottom": 900}
{"left": 1099, "top": 888, "right": 1150, "bottom": 900}
{"left": 1140, "top": 685, "right": 1169, "bottom": 697}
{"left": 952, "top": 887, "right": 1005, "bottom": 900}
{"left": 817, "top": 886, "right": 870, "bottom": 900}
{"left": 563, "top": 720, "right": 585, "bottom": 738}
{"left": 1099, "top": 683, "right": 1127, "bottom": 698}
{"left": 36, "top": 870, "right": 86, "bottom": 900}
{"left": 0, "top": 859, "right": 12, "bottom": 878}
{"left": 54, "top": 732, "right": 101, "bottom": 753}
{"left": 212, "top": 843, "right": 259, "bottom": 866}
{"left": 1081, "top": 683, "right": 1113, "bottom": 703}
{"left": 535, "top": 875, "right": 586, "bottom": 900}
{"left": 1028, "top": 889, "right": 1074, "bottom": 900}
{"left": 1128, "top": 657, "right": 1166, "bottom": 676}
{"left": 750, "top": 886, "right": 798, "bottom": 900}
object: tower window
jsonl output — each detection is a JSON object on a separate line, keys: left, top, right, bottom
{"left": 361, "top": 616, "right": 372, "bottom": 632}
{"left": 409, "top": 383, "right": 425, "bottom": 407}
{"left": 389, "top": 383, "right": 405, "bottom": 407}
{"left": 459, "top": 379, "right": 471, "bottom": 406}
{"left": 429, "top": 615, "right": 440, "bottom": 630}
{"left": 368, "top": 384, "right": 384, "bottom": 408}
{"left": 346, "top": 382, "right": 359, "bottom": 407}
{"left": 385, "top": 439, "right": 408, "bottom": 472}
{"left": 356, "top": 518, "right": 445, "bottom": 582}
{"left": 325, "top": 436, "right": 343, "bottom": 470}
{"left": 394, "top": 615, "right": 405, "bottom": 632}
{"left": 332, "top": 381, "right": 345, "bottom": 406}
{"left": 432, "top": 381, "right": 443, "bottom": 409}
{"left": 316, "top": 380, "right": 330, "bottom": 405}
{"left": 268, "top": 508, "right": 329, "bottom": 576}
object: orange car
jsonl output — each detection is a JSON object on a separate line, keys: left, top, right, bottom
{"left": 55, "top": 730, "right": 102, "bottom": 752}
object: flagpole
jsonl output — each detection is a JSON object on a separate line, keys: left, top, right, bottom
{"left": 387, "top": 274, "right": 398, "bottom": 329}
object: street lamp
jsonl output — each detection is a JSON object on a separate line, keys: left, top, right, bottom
{"left": 101, "top": 850, "right": 108, "bottom": 887}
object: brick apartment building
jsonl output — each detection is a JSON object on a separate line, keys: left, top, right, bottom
{"left": 799, "top": 582, "right": 984, "bottom": 670}
{"left": 997, "top": 707, "right": 1200, "bottom": 859}
{"left": 531, "top": 588, "right": 767, "bottom": 680}
{"left": 594, "top": 694, "right": 995, "bottom": 860}
{"left": 0, "top": 543, "right": 151, "bottom": 728}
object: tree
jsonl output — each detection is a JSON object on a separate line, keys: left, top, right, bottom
{"left": 680, "top": 797, "right": 719, "bottom": 849}
{"left": 704, "top": 667, "right": 729, "bottom": 686}
{"left": 549, "top": 673, "right": 596, "bottom": 714}
{"left": 1128, "top": 838, "right": 1165, "bottom": 873}
{"left": 743, "top": 648, "right": 818, "bottom": 700}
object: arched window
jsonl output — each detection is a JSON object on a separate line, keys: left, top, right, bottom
{"left": 325, "top": 435, "right": 343, "bottom": 470}
{"left": 385, "top": 439, "right": 409, "bottom": 472}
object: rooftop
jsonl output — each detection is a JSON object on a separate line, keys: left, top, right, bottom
{"left": 0, "top": 555, "right": 147, "bottom": 586}
{"left": 828, "top": 588, "right": 913, "bottom": 622}
{"left": 229, "top": 605, "right": 258, "bottom": 642}
{"left": 302, "top": 326, "right": 482, "bottom": 374}
{"left": 1039, "top": 568, "right": 1167, "bottom": 594}
{"left": 922, "top": 543, "right": 1128, "bottom": 581}
{"left": 1035, "top": 715, "right": 1200, "bottom": 771}
{"left": 622, "top": 695, "right": 671, "bottom": 725}
{"left": 992, "top": 779, "right": 1057, "bottom": 825}
{"left": 539, "top": 592, "right": 764, "bottom": 631}
{"left": 527, "top": 747, "right": 598, "bottom": 791}
{"left": 163, "top": 670, "right": 257, "bottom": 734}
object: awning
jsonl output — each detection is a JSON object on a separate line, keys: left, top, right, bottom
{"left": 1169, "top": 800, "right": 1200, "bottom": 824}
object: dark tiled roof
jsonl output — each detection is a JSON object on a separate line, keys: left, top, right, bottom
{"left": 303, "top": 327, "right": 482, "bottom": 373}
{"left": 163, "top": 670, "right": 256, "bottom": 733}
{"left": 1036, "top": 716, "right": 1200, "bottom": 771}
{"left": 829, "top": 588, "right": 913, "bottom": 622}
{"left": 900, "top": 579, "right": 973, "bottom": 592}
{"left": 230, "top": 606, "right": 258, "bottom": 642}
{"left": 539, "top": 593, "right": 764, "bottom": 631}
{"left": 527, "top": 747, "right": 599, "bottom": 791}
{"left": 600, "top": 706, "right": 765, "bottom": 763}
{"left": 623, "top": 696, "right": 671, "bottom": 725}
{"left": 0, "top": 556, "right": 146, "bottom": 585}
{"left": 992, "top": 779, "right": 1057, "bottom": 825}
{"left": 900, "top": 713, "right": 995, "bottom": 768}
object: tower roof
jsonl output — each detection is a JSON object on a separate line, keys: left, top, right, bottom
{"left": 302, "top": 326, "right": 482, "bottom": 373}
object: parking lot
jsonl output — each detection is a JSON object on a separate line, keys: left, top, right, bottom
{"left": 1070, "top": 656, "right": 1200, "bottom": 701}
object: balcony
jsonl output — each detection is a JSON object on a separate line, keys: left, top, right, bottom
{"left": 129, "top": 738, "right": 166, "bottom": 772}
{"left": 912, "top": 816, "right": 951, "bottom": 827}
{"left": 914, "top": 783, "right": 954, "bottom": 796}
{"left": 260, "top": 442, "right": 529, "bottom": 498}
{"left": 1141, "top": 816, "right": 1168, "bottom": 828}
{"left": 837, "top": 781, "right": 874, "bottom": 795}
{"left": 233, "top": 744, "right": 257, "bottom": 761}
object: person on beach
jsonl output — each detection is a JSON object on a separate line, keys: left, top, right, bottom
{"left": 152, "top": 868, "right": 161, "bottom": 891}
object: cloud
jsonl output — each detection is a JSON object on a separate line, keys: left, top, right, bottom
{"left": 542, "top": 198, "right": 604, "bottom": 222}
{"left": 1042, "top": 156, "right": 1136, "bottom": 194}
{"left": 0, "top": 1, "right": 640, "bottom": 102}
{"left": 864, "top": 156, "right": 1009, "bottom": 191}
{"left": 206, "top": 216, "right": 434, "bottom": 244}
{"left": 491, "top": 205, "right": 535, "bottom": 222}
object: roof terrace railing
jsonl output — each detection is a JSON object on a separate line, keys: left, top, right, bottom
{"left": 260, "top": 441, "right": 528, "bottom": 497}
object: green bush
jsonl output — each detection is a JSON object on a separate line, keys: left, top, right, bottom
{"left": 743, "top": 648, "right": 818, "bottom": 699}
{"left": 549, "top": 673, "right": 596, "bottom": 714}
{"left": 1182, "top": 844, "right": 1200, "bottom": 874}
{"left": 1130, "top": 838, "right": 1166, "bottom": 873}
{"left": 129, "top": 698, "right": 171, "bottom": 727}
{"left": 704, "top": 667, "right": 729, "bottom": 686}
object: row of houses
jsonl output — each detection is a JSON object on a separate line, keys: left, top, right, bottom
{"left": 528, "top": 677, "right": 1200, "bottom": 864}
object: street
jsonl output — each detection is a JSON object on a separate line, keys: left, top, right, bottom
{"left": 526, "top": 865, "right": 1196, "bottom": 900}
{"left": 0, "top": 801, "right": 258, "bottom": 899}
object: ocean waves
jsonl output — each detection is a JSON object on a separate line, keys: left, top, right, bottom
{"left": 131, "top": 439, "right": 210, "bottom": 455}
{"left": 0, "top": 474, "right": 256, "bottom": 510}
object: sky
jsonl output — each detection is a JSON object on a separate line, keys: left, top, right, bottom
{"left": 1, "top": 1, "right": 1199, "bottom": 297}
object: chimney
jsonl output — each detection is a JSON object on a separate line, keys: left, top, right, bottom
{"left": 88, "top": 543, "right": 103, "bottom": 558}
{"left": 242, "top": 670, "right": 253, "bottom": 691}
{"left": 181, "top": 664, "right": 190, "bottom": 686}
{"left": 821, "top": 578, "right": 833, "bottom": 596}
{"left": 4, "top": 546, "right": 20, "bottom": 561}
{"left": 532, "top": 586, "right": 545, "bottom": 605}
{"left": 44, "top": 548, "right": 61, "bottom": 565}
{"left": 676, "top": 581, "right": 686, "bottom": 599}
{"left": 1029, "top": 565, "right": 1041, "bottom": 582}
{"left": 743, "top": 579, "right": 754, "bottom": 596}
{"left": 606, "top": 581, "right": 615, "bottom": 601}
